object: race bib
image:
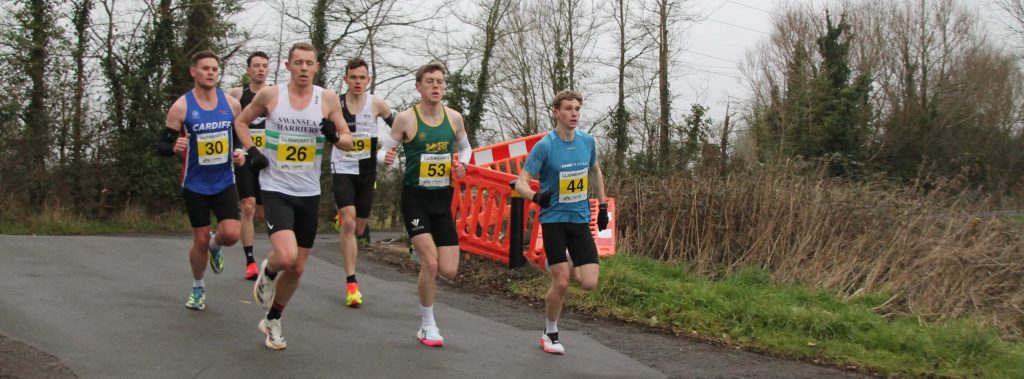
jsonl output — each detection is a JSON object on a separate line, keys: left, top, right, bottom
{"left": 346, "top": 132, "right": 371, "bottom": 160}
{"left": 250, "top": 129, "right": 266, "bottom": 149}
{"left": 275, "top": 133, "right": 316, "bottom": 172}
{"left": 197, "top": 131, "right": 229, "bottom": 165}
{"left": 558, "top": 168, "right": 588, "bottom": 203}
{"left": 419, "top": 153, "right": 451, "bottom": 187}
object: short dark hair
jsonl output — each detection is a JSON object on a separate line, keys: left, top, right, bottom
{"left": 287, "top": 42, "right": 317, "bottom": 62}
{"left": 191, "top": 50, "right": 219, "bottom": 66}
{"left": 551, "top": 90, "right": 582, "bottom": 109}
{"left": 247, "top": 51, "right": 269, "bottom": 67}
{"left": 346, "top": 58, "right": 368, "bottom": 75}
{"left": 415, "top": 61, "right": 447, "bottom": 83}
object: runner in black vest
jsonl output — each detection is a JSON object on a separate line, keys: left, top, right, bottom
{"left": 228, "top": 52, "right": 270, "bottom": 280}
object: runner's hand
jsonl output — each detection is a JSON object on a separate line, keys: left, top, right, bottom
{"left": 597, "top": 203, "right": 609, "bottom": 231}
{"left": 232, "top": 148, "right": 245, "bottom": 166}
{"left": 321, "top": 118, "right": 340, "bottom": 144}
{"left": 173, "top": 136, "right": 188, "bottom": 154}
{"left": 247, "top": 146, "right": 269, "bottom": 171}
{"left": 454, "top": 161, "right": 467, "bottom": 178}
{"left": 532, "top": 192, "right": 553, "bottom": 208}
{"left": 383, "top": 147, "right": 398, "bottom": 166}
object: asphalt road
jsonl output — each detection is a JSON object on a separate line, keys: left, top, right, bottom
{"left": 0, "top": 234, "right": 871, "bottom": 379}
{"left": 0, "top": 234, "right": 666, "bottom": 378}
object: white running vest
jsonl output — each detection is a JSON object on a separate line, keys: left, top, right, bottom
{"left": 330, "top": 95, "right": 378, "bottom": 175}
{"left": 260, "top": 85, "right": 326, "bottom": 197}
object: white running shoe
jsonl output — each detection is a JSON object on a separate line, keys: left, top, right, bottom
{"left": 253, "top": 259, "right": 277, "bottom": 310}
{"left": 540, "top": 333, "right": 565, "bottom": 354}
{"left": 258, "top": 318, "right": 287, "bottom": 350}
{"left": 416, "top": 326, "right": 444, "bottom": 347}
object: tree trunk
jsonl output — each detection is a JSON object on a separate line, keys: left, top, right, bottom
{"left": 657, "top": 0, "right": 671, "bottom": 167}
{"left": 25, "top": 0, "right": 53, "bottom": 208}
{"left": 311, "top": 0, "right": 329, "bottom": 86}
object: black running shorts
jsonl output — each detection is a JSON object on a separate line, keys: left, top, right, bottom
{"left": 400, "top": 186, "right": 459, "bottom": 247}
{"left": 332, "top": 172, "right": 376, "bottom": 219}
{"left": 235, "top": 159, "right": 262, "bottom": 204}
{"left": 261, "top": 191, "right": 320, "bottom": 249}
{"left": 182, "top": 186, "right": 241, "bottom": 228}
{"left": 541, "top": 222, "right": 599, "bottom": 267}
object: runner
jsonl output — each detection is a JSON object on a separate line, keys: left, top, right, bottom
{"left": 513, "top": 90, "right": 609, "bottom": 355}
{"left": 156, "top": 50, "right": 246, "bottom": 311}
{"left": 330, "top": 57, "right": 395, "bottom": 307}
{"left": 234, "top": 42, "right": 353, "bottom": 350}
{"left": 379, "top": 61, "right": 473, "bottom": 347}
{"left": 228, "top": 51, "right": 271, "bottom": 280}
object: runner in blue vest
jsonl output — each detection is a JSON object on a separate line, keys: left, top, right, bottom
{"left": 156, "top": 51, "right": 246, "bottom": 311}
{"left": 515, "top": 90, "right": 609, "bottom": 355}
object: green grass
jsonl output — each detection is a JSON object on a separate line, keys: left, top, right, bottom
{"left": 508, "top": 254, "right": 1024, "bottom": 378}
{"left": 0, "top": 208, "right": 189, "bottom": 235}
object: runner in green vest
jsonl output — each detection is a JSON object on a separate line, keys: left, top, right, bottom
{"left": 378, "top": 61, "right": 473, "bottom": 347}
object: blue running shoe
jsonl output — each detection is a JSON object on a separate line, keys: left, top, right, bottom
{"left": 208, "top": 231, "right": 224, "bottom": 274}
{"left": 185, "top": 286, "right": 206, "bottom": 310}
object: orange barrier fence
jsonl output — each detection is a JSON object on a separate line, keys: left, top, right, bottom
{"left": 452, "top": 133, "right": 616, "bottom": 269}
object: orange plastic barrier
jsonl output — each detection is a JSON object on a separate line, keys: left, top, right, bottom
{"left": 452, "top": 133, "right": 616, "bottom": 269}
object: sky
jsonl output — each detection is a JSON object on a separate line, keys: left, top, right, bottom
{"left": 228, "top": 0, "right": 1014, "bottom": 133}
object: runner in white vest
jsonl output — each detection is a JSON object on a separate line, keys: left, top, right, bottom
{"left": 234, "top": 42, "right": 353, "bottom": 350}
{"left": 329, "top": 57, "right": 395, "bottom": 307}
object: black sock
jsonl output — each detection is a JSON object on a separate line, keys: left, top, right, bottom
{"left": 243, "top": 246, "right": 255, "bottom": 264}
{"left": 346, "top": 275, "right": 357, "bottom": 284}
{"left": 267, "top": 302, "right": 285, "bottom": 320}
{"left": 546, "top": 331, "right": 559, "bottom": 342}
{"left": 264, "top": 266, "right": 278, "bottom": 280}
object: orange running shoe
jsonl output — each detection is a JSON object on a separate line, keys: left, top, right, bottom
{"left": 345, "top": 282, "right": 363, "bottom": 307}
{"left": 244, "top": 262, "right": 258, "bottom": 280}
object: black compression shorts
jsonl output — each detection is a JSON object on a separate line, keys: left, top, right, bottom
{"left": 261, "top": 190, "right": 320, "bottom": 249}
{"left": 332, "top": 172, "right": 376, "bottom": 219}
{"left": 400, "top": 186, "right": 458, "bottom": 247}
{"left": 235, "top": 159, "right": 262, "bottom": 204}
{"left": 182, "top": 186, "right": 241, "bottom": 228}
{"left": 541, "top": 222, "right": 599, "bottom": 267}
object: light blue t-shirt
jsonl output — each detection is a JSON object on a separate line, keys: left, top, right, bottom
{"left": 522, "top": 129, "right": 597, "bottom": 224}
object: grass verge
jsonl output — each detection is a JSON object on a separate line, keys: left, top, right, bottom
{"left": 503, "top": 254, "right": 1024, "bottom": 378}
{"left": 0, "top": 206, "right": 189, "bottom": 235}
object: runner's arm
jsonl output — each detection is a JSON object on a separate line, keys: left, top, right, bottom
{"left": 157, "top": 98, "right": 187, "bottom": 156}
{"left": 325, "top": 90, "right": 353, "bottom": 151}
{"left": 591, "top": 160, "right": 607, "bottom": 204}
{"left": 375, "top": 97, "right": 396, "bottom": 127}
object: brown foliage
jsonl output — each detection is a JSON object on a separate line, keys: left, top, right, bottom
{"left": 611, "top": 162, "right": 1024, "bottom": 338}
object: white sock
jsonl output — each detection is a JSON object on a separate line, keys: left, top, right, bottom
{"left": 545, "top": 319, "right": 558, "bottom": 334}
{"left": 420, "top": 305, "right": 436, "bottom": 328}
{"left": 193, "top": 278, "right": 205, "bottom": 288}
{"left": 209, "top": 233, "right": 220, "bottom": 250}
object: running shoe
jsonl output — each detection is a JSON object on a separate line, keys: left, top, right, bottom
{"left": 208, "top": 231, "right": 224, "bottom": 274}
{"left": 185, "top": 286, "right": 206, "bottom": 311}
{"left": 345, "top": 283, "right": 363, "bottom": 307}
{"left": 540, "top": 332, "right": 565, "bottom": 354}
{"left": 417, "top": 326, "right": 444, "bottom": 347}
{"left": 244, "top": 262, "right": 258, "bottom": 281}
{"left": 253, "top": 259, "right": 277, "bottom": 309}
{"left": 258, "top": 318, "right": 287, "bottom": 350}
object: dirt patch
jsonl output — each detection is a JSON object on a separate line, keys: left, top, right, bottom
{"left": 316, "top": 237, "right": 874, "bottom": 379}
{"left": 0, "top": 334, "right": 77, "bottom": 379}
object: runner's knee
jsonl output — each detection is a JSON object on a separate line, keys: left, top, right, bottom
{"left": 439, "top": 265, "right": 457, "bottom": 281}
{"left": 240, "top": 200, "right": 256, "bottom": 218}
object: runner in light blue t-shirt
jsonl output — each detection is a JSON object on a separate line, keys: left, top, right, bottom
{"left": 515, "top": 90, "right": 609, "bottom": 356}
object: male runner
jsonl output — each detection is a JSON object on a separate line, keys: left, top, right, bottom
{"left": 514, "top": 90, "right": 609, "bottom": 355}
{"left": 156, "top": 51, "right": 245, "bottom": 311}
{"left": 330, "top": 57, "right": 395, "bottom": 307}
{"left": 234, "top": 42, "right": 353, "bottom": 350}
{"left": 228, "top": 51, "right": 271, "bottom": 280}
{"left": 379, "top": 61, "right": 473, "bottom": 347}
